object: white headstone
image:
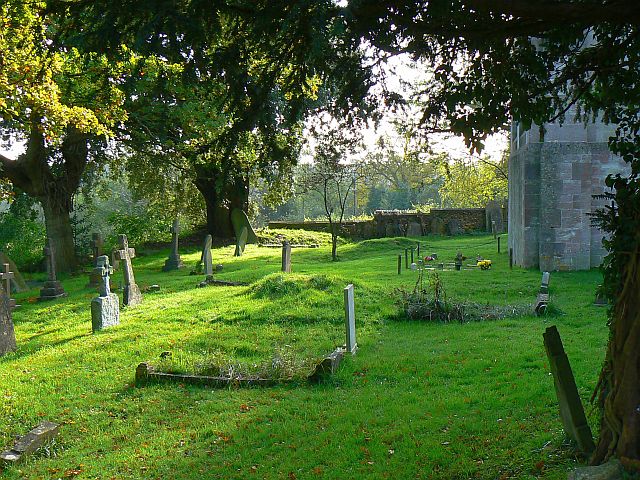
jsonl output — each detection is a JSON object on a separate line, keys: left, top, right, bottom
{"left": 344, "top": 284, "right": 357, "bottom": 355}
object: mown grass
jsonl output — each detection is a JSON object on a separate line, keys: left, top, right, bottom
{"left": 0, "top": 232, "right": 607, "bottom": 479}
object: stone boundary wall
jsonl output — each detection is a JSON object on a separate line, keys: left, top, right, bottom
{"left": 268, "top": 208, "right": 499, "bottom": 239}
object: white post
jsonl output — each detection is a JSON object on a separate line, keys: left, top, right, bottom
{"left": 344, "top": 284, "right": 357, "bottom": 354}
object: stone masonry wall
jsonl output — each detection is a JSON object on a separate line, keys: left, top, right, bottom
{"left": 268, "top": 208, "right": 490, "bottom": 239}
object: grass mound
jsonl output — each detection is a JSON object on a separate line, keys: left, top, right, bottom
{"left": 252, "top": 273, "right": 336, "bottom": 298}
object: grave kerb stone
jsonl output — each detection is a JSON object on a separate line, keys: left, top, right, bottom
{"left": 344, "top": 284, "right": 357, "bottom": 355}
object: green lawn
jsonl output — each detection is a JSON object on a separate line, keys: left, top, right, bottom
{"left": 0, "top": 234, "right": 607, "bottom": 479}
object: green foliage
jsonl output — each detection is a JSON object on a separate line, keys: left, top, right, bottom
{"left": 0, "top": 194, "right": 45, "bottom": 270}
{"left": 437, "top": 156, "right": 508, "bottom": 208}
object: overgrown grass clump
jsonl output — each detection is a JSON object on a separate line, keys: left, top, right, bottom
{"left": 256, "top": 227, "right": 344, "bottom": 246}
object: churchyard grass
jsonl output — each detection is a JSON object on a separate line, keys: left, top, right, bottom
{"left": 0, "top": 233, "right": 606, "bottom": 479}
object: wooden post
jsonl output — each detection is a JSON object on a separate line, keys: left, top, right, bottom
{"left": 397, "top": 255, "right": 402, "bottom": 275}
{"left": 417, "top": 243, "right": 420, "bottom": 258}
{"left": 543, "top": 326, "right": 595, "bottom": 454}
{"left": 497, "top": 236, "right": 501, "bottom": 253}
{"left": 410, "top": 248, "right": 414, "bottom": 264}
{"left": 509, "top": 248, "right": 513, "bottom": 269}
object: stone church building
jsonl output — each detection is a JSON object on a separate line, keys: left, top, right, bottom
{"left": 508, "top": 110, "right": 628, "bottom": 271}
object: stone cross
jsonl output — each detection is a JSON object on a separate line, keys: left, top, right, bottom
{"left": 163, "top": 219, "right": 184, "bottom": 270}
{"left": 39, "top": 239, "right": 66, "bottom": 301}
{"left": 90, "top": 233, "right": 104, "bottom": 266}
{"left": 344, "top": 284, "right": 357, "bottom": 355}
{"left": 95, "top": 256, "right": 113, "bottom": 297}
{"left": 543, "top": 326, "right": 595, "bottom": 454}
{"left": 281, "top": 241, "right": 291, "bottom": 273}
{"left": 43, "top": 239, "right": 57, "bottom": 282}
{"left": 115, "top": 235, "right": 142, "bottom": 307}
{"left": 0, "top": 264, "right": 16, "bottom": 310}
{"left": 201, "top": 235, "right": 213, "bottom": 276}
{"left": 91, "top": 255, "right": 120, "bottom": 332}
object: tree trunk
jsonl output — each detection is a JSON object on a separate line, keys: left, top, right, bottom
{"left": 194, "top": 169, "right": 249, "bottom": 239}
{"left": 592, "top": 246, "right": 640, "bottom": 468}
{"left": 41, "top": 195, "right": 77, "bottom": 273}
{"left": 0, "top": 126, "right": 87, "bottom": 273}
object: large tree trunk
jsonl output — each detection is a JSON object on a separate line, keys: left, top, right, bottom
{"left": 41, "top": 194, "right": 77, "bottom": 273}
{"left": 194, "top": 168, "right": 250, "bottom": 239}
{"left": 0, "top": 126, "right": 87, "bottom": 272}
{"left": 592, "top": 246, "right": 640, "bottom": 468}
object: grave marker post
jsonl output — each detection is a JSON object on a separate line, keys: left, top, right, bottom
{"left": 344, "top": 284, "right": 357, "bottom": 354}
{"left": 281, "top": 241, "right": 292, "bottom": 273}
{"left": 509, "top": 248, "right": 513, "bottom": 269}
{"left": 397, "top": 255, "right": 402, "bottom": 275}
{"left": 405, "top": 249, "right": 408, "bottom": 269}
{"left": 410, "top": 248, "right": 414, "bottom": 264}
{"left": 497, "top": 236, "right": 501, "bottom": 253}
{"left": 543, "top": 326, "right": 595, "bottom": 455}
{"left": 162, "top": 219, "right": 184, "bottom": 271}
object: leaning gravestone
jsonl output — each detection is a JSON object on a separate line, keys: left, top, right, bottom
{"left": 87, "top": 232, "right": 105, "bottom": 287}
{"left": 281, "top": 241, "right": 292, "bottom": 273}
{"left": 201, "top": 234, "right": 213, "bottom": 276}
{"left": 231, "top": 209, "right": 257, "bottom": 257}
{"left": 407, "top": 221, "right": 422, "bottom": 237}
{"left": 543, "top": 326, "right": 595, "bottom": 455}
{"left": 91, "top": 256, "right": 120, "bottom": 332}
{"left": 0, "top": 290, "right": 16, "bottom": 356}
{"left": 344, "top": 284, "right": 357, "bottom": 355}
{"left": 38, "top": 239, "right": 66, "bottom": 301}
{"left": 115, "top": 235, "right": 142, "bottom": 307}
{"left": 163, "top": 219, "right": 184, "bottom": 271}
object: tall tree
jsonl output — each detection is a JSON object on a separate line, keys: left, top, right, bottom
{"left": 348, "top": 0, "right": 640, "bottom": 467}
{"left": 0, "top": 1, "right": 132, "bottom": 271}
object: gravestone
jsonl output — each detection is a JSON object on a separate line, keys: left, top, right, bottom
{"left": 111, "top": 250, "right": 120, "bottom": 271}
{"left": 88, "top": 233, "right": 105, "bottom": 287}
{"left": 91, "top": 255, "right": 120, "bottom": 332}
{"left": 231, "top": 209, "right": 257, "bottom": 256}
{"left": 543, "top": 326, "right": 595, "bottom": 454}
{"left": 430, "top": 217, "right": 446, "bottom": 235}
{"left": 0, "top": 252, "right": 27, "bottom": 292}
{"left": 38, "top": 239, "right": 66, "bottom": 301}
{"left": 485, "top": 199, "right": 504, "bottom": 233}
{"left": 407, "top": 221, "right": 422, "bottom": 237}
{"left": 201, "top": 235, "right": 213, "bottom": 276}
{"left": 163, "top": 219, "right": 184, "bottom": 271}
{"left": 344, "top": 284, "right": 357, "bottom": 355}
{"left": 115, "top": 235, "right": 142, "bottom": 307}
{"left": 0, "top": 264, "right": 17, "bottom": 310}
{"left": 535, "top": 271, "right": 551, "bottom": 315}
{"left": 0, "top": 290, "right": 16, "bottom": 356}
{"left": 446, "top": 218, "right": 463, "bottom": 236}
{"left": 281, "top": 241, "right": 291, "bottom": 273}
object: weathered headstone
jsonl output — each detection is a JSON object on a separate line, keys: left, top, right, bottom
{"left": 430, "top": 217, "right": 446, "bottom": 235}
{"left": 91, "top": 255, "right": 120, "bottom": 332}
{"left": 397, "top": 255, "right": 402, "bottom": 275}
{"left": 231, "top": 209, "right": 257, "bottom": 256}
{"left": 344, "top": 284, "right": 357, "bottom": 355}
{"left": 0, "top": 264, "right": 17, "bottom": 310}
{"left": 485, "top": 199, "right": 504, "bottom": 234}
{"left": 38, "top": 239, "right": 66, "bottom": 301}
{"left": 115, "top": 235, "right": 142, "bottom": 307}
{"left": 543, "top": 326, "right": 595, "bottom": 455}
{"left": 88, "top": 233, "right": 105, "bottom": 286}
{"left": 201, "top": 234, "right": 213, "bottom": 276}
{"left": 163, "top": 219, "right": 184, "bottom": 271}
{"left": 446, "top": 218, "right": 463, "bottom": 236}
{"left": 594, "top": 285, "right": 608, "bottom": 306}
{"left": 0, "top": 291, "right": 16, "bottom": 356}
{"left": 0, "top": 421, "right": 60, "bottom": 464}
{"left": 535, "top": 271, "right": 550, "bottom": 315}
{"left": 281, "top": 241, "right": 291, "bottom": 273}
{"left": 407, "top": 221, "right": 422, "bottom": 237}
